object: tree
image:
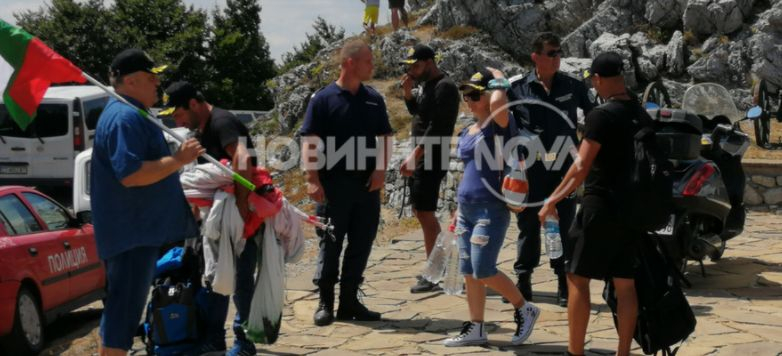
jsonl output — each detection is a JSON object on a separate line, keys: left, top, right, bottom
{"left": 279, "top": 16, "right": 345, "bottom": 73}
{"left": 207, "top": 0, "right": 276, "bottom": 110}
{"left": 15, "top": 0, "right": 116, "bottom": 82}
{"left": 111, "top": 0, "right": 211, "bottom": 89}
{"left": 15, "top": 0, "right": 210, "bottom": 88}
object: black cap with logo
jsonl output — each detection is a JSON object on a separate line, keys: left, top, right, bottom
{"left": 110, "top": 49, "right": 167, "bottom": 78}
{"left": 159, "top": 81, "right": 202, "bottom": 116}
{"left": 583, "top": 51, "right": 624, "bottom": 79}
{"left": 400, "top": 44, "right": 436, "bottom": 65}
{"left": 459, "top": 69, "right": 493, "bottom": 93}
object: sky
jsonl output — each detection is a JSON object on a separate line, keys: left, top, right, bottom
{"left": 0, "top": 0, "right": 377, "bottom": 62}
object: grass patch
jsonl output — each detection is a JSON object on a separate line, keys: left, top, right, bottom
{"left": 690, "top": 48, "right": 704, "bottom": 60}
{"left": 437, "top": 26, "right": 479, "bottom": 40}
{"left": 740, "top": 121, "right": 782, "bottom": 160}
{"left": 638, "top": 24, "right": 674, "bottom": 44}
{"left": 683, "top": 30, "right": 699, "bottom": 47}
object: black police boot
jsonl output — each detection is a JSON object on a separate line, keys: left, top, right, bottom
{"left": 336, "top": 283, "right": 381, "bottom": 321}
{"left": 313, "top": 285, "right": 335, "bottom": 326}
{"left": 517, "top": 273, "right": 533, "bottom": 302}
{"left": 557, "top": 273, "right": 568, "bottom": 307}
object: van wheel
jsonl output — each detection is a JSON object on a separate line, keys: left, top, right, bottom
{"left": 5, "top": 287, "right": 45, "bottom": 355}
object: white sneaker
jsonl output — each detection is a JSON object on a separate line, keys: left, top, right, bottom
{"left": 511, "top": 302, "right": 540, "bottom": 345}
{"left": 443, "top": 321, "right": 488, "bottom": 347}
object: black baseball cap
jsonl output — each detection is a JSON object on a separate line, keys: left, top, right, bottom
{"left": 459, "top": 69, "right": 493, "bottom": 93}
{"left": 400, "top": 44, "right": 435, "bottom": 65}
{"left": 583, "top": 51, "right": 624, "bottom": 79}
{"left": 159, "top": 81, "right": 201, "bottom": 116}
{"left": 110, "top": 48, "right": 167, "bottom": 77}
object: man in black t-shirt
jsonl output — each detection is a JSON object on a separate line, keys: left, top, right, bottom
{"left": 162, "top": 81, "right": 258, "bottom": 356}
{"left": 537, "top": 52, "right": 640, "bottom": 356}
{"left": 400, "top": 44, "right": 460, "bottom": 293}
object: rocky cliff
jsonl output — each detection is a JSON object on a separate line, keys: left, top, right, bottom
{"left": 258, "top": 0, "right": 782, "bottom": 218}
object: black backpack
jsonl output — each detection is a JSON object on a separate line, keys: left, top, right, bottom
{"left": 603, "top": 237, "right": 696, "bottom": 355}
{"left": 141, "top": 246, "right": 208, "bottom": 356}
{"left": 599, "top": 100, "right": 674, "bottom": 231}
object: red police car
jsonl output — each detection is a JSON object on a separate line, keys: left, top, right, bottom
{"left": 0, "top": 186, "right": 104, "bottom": 354}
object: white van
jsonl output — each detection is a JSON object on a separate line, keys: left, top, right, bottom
{"left": 0, "top": 85, "right": 109, "bottom": 189}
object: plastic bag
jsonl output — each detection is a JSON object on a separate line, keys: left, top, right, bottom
{"left": 246, "top": 224, "right": 284, "bottom": 344}
{"left": 211, "top": 228, "right": 235, "bottom": 296}
{"left": 421, "top": 226, "right": 455, "bottom": 284}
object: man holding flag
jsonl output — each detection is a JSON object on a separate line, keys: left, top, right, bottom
{"left": 91, "top": 49, "right": 203, "bottom": 355}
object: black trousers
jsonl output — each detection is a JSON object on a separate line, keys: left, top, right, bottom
{"left": 513, "top": 197, "right": 576, "bottom": 277}
{"left": 312, "top": 176, "right": 381, "bottom": 288}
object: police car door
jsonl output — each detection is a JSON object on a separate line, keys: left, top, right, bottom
{"left": 0, "top": 193, "right": 70, "bottom": 309}
{"left": 22, "top": 192, "right": 101, "bottom": 300}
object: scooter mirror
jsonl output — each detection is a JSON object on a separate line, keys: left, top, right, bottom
{"left": 645, "top": 102, "right": 660, "bottom": 110}
{"left": 747, "top": 106, "right": 762, "bottom": 119}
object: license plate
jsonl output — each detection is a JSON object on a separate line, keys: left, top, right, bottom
{"left": 655, "top": 215, "right": 675, "bottom": 236}
{"left": 0, "top": 165, "right": 27, "bottom": 175}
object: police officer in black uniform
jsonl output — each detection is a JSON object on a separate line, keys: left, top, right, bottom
{"left": 507, "top": 32, "right": 595, "bottom": 306}
{"left": 300, "top": 40, "right": 393, "bottom": 327}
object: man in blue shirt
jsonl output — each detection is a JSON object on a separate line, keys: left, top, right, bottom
{"left": 91, "top": 48, "right": 203, "bottom": 355}
{"left": 300, "top": 39, "right": 393, "bottom": 327}
{"left": 507, "top": 33, "right": 595, "bottom": 307}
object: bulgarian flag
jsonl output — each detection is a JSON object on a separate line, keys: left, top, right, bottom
{"left": 0, "top": 20, "right": 86, "bottom": 130}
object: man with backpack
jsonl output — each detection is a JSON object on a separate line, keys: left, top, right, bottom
{"left": 538, "top": 52, "right": 642, "bottom": 356}
{"left": 507, "top": 32, "right": 595, "bottom": 306}
{"left": 162, "top": 81, "right": 257, "bottom": 356}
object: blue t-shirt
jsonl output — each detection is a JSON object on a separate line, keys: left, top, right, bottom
{"left": 91, "top": 97, "right": 197, "bottom": 259}
{"left": 299, "top": 82, "right": 393, "bottom": 181}
{"left": 457, "top": 119, "right": 520, "bottom": 204}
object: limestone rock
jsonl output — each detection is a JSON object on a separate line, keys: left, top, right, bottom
{"left": 683, "top": 0, "right": 755, "bottom": 35}
{"left": 744, "top": 184, "right": 764, "bottom": 206}
{"left": 665, "top": 30, "right": 687, "bottom": 76}
{"left": 763, "top": 187, "right": 782, "bottom": 205}
{"left": 645, "top": 0, "right": 687, "bottom": 29}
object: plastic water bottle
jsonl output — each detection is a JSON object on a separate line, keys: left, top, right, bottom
{"left": 421, "top": 229, "right": 450, "bottom": 283}
{"left": 442, "top": 227, "right": 463, "bottom": 295}
{"left": 544, "top": 215, "right": 563, "bottom": 260}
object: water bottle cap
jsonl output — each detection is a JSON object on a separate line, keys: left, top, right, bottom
{"left": 448, "top": 224, "right": 455, "bottom": 233}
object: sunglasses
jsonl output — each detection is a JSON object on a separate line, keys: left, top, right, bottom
{"left": 463, "top": 92, "right": 483, "bottom": 102}
{"left": 543, "top": 49, "right": 563, "bottom": 58}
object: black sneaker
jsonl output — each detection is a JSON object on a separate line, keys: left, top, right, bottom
{"left": 410, "top": 277, "right": 442, "bottom": 293}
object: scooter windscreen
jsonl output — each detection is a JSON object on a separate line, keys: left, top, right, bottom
{"left": 682, "top": 83, "right": 742, "bottom": 124}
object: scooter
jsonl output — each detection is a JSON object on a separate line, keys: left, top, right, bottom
{"left": 645, "top": 83, "right": 750, "bottom": 279}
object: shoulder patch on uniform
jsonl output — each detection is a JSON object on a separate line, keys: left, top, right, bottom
{"left": 508, "top": 74, "right": 526, "bottom": 84}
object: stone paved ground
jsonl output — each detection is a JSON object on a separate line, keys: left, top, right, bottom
{"left": 44, "top": 212, "right": 782, "bottom": 355}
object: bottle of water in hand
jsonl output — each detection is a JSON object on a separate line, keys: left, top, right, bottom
{"left": 421, "top": 227, "right": 451, "bottom": 283}
{"left": 544, "top": 215, "right": 563, "bottom": 260}
{"left": 442, "top": 226, "right": 463, "bottom": 295}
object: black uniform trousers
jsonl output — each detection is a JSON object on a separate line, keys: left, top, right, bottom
{"left": 513, "top": 196, "right": 577, "bottom": 277}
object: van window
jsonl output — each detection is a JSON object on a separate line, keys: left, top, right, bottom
{"left": 0, "top": 103, "right": 69, "bottom": 138}
{"left": 83, "top": 97, "right": 109, "bottom": 130}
